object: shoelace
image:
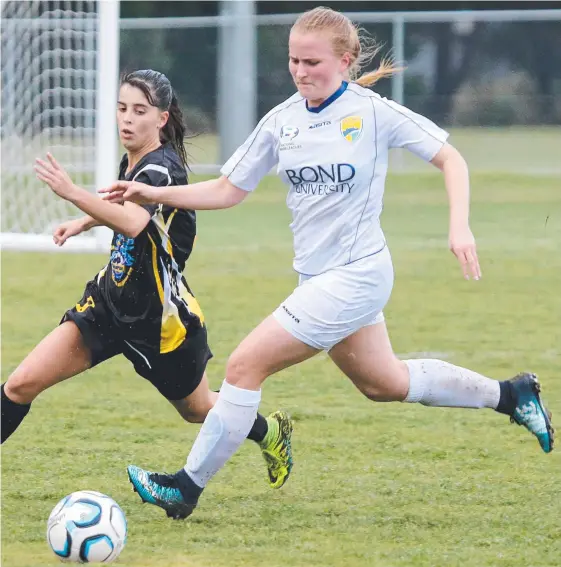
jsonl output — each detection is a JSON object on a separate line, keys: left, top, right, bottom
{"left": 148, "top": 473, "right": 178, "bottom": 489}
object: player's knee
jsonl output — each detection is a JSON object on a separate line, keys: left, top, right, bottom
{"left": 172, "top": 398, "right": 212, "bottom": 424}
{"left": 357, "top": 361, "right": 409, "bottom": 402}
{"left": 5, "top": 367, "right": 43, "bottom": 404}
{"left": 180, "top": 408, "right": 207, "bottom": 424}
{"left": 225, "top": 349, "right": 264, "bottom": 389}
{"left": 225, "top": 351, "right": 249, "bottom": 385}
{"left": 359, "top": 383, "right": 398, "bottom": 402}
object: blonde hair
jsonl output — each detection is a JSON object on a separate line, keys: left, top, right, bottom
{"left": 292, "top": 6, "right": 404, "bottom": 88}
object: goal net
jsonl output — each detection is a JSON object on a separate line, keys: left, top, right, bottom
{"left": 1, "top": 0, "right": 118, "bottom": 252}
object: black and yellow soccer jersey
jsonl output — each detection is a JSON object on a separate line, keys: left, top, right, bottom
{"left": 95, "top": 143, "right": 204, "bottom": 354}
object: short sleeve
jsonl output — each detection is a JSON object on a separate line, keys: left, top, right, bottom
{"left": 386, "top": 100, "right": 449, "bottom": 162}
{"left": 220, "top": 110, "right": 279, "bottom": 192}
{"left": 132, "top": 164, "right": 172, "bottom": 216}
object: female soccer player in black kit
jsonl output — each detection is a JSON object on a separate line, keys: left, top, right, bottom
{"left": 1, "top": 70, "right": 292, "bottom": 516}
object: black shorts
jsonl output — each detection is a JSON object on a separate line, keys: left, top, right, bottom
{"left": 61, "top": 281, "right": 213, "bottom": 400}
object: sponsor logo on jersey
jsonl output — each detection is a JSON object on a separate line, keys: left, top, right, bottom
{"left": 280, "top": 125, "right": 299, "bottom": 141}
{"left": 279, "top": 125, "right": 302, "bottom": 151}
{"left": 340, "top": 115, "right": 363, "bottom": 143}
{"left": 285, "top": 163, "right": 356, "bottom": 196}
{"left": 308, "top": 120, "right": 331, "bottom": 130}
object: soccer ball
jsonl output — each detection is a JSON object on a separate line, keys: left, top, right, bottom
{"left": 46, "top": 491, "right": 127, "bottom": 563}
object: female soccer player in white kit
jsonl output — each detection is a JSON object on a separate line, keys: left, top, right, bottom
{"left": 102, "top": 7, "right": 554, "bottom": 520}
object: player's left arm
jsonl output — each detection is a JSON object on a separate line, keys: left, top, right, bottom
{"left": 35, "top": 153, "right": 150, "bottom": 238}
{"left": 431, "top": 143, "right": 481, "bottom": 280}
{"left": 387, "top": 101, "right": 481, "bottom": 281}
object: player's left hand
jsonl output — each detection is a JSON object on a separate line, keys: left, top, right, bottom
{"left": 449, "top": 224, "right": 481, "bottom": 280}
{"left": 34, "top": 153, "right": 77, "bottom": 200}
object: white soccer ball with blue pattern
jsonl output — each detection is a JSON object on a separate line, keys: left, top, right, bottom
{"left": 46, "top": 491, "right": 127, "bottom": 563}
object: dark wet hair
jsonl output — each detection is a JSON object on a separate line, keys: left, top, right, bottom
{"left": 120, "top": 69, "right": 189, "bottom": 167}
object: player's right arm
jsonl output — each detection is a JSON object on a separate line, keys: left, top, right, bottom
{"left": 100, "top": 176, "right": 248, "bottom": 210}
{"left": 101, "top": 106, "right": 280, "bottom": 211}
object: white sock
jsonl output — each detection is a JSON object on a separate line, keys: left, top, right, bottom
{"left": 403, "top": 359, "right": 500, "bottom": 409}
{"left": 184, "top": 380, "right": 261, "bottom": 488}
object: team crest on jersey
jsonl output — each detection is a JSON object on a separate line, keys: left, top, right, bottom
{"left": 280, "top": 125, "right": 299, "bottom": 141}
{"left": 340, "top": 116, "right": 363, "bottom": 143}
{"left": 111, "top": 233, "right": 135, "bottom": 285}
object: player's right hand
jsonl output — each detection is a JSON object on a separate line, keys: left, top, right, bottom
{"left": 53, "top": 219, "right": 85, "bottom": 246}
{"left": 99, "top": 180, "right": 157, "bottom": 205}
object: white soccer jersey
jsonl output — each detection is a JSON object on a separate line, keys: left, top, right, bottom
{"left": 221, "top": 81, "right": 449, "bottom": 275}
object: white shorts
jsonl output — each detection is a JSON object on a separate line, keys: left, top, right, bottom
{"left": 273, "top": 245, "right": 394, "bottom": 351}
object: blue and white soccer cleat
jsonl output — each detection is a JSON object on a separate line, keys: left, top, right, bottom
{"left": 509, "top": 373, "right": 554, "bottom": 453}
{"left": 127, "top": 465, "right": 201, "bottom": 520}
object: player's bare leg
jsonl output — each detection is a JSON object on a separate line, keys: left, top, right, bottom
{"left": 1, "top": 321, "right": 92, "bottom": 443}
{"left": 329, "top": 320, "right": 409, "bottom": 402}
{"left": 167, "top": 373, "right": 217, "bottom": 423}
{"left": 330, "top": 321, "right": 553, "bottom": 453}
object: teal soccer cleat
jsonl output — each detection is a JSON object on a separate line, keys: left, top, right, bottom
{"left": 509, "top": 373, "right": 554, "bottom": 453}
{"left": 127, "top": 465, "right": 201, "bottom": 520}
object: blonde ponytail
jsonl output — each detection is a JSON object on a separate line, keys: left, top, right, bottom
{"left": 354, "top": 55, "right": 405, "bottom": 88}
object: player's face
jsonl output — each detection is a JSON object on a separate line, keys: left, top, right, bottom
{"left": 288, "top": 31, "right": 351, "bottom": 105}
{"left": 117, "top": 84, "right": 169, "bottom": 151}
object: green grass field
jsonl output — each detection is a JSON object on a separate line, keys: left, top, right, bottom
{"left": 2, "top": 173, "right": 560, "bottom": 567}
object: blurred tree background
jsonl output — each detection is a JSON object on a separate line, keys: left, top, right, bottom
{"left": 119, "top": 1, "right": 561, "bottom": 130}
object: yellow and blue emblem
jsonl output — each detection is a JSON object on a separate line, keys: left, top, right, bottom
{"left": 340, "top": 116, "right": 363, "bottom": 143}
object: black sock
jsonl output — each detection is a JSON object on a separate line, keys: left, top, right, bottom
{"left": 1, "top": 383, "right": 31, "bottom": 444}
{"left": 496, "top": 380, "right": 516, "bottom": 416}
{"left": 174, "top": 468, "right": 204, "bottom": 502}
{"left": 246, "top": 412, "right": 268, "bottom": 443}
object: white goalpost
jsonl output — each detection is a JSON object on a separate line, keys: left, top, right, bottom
{"left": 1, "top": 0, "right": 119, "bottom": 253}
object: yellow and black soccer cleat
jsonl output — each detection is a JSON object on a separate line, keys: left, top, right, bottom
{"left": 259, "top": 410, "right": 294, "bottom": 489}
